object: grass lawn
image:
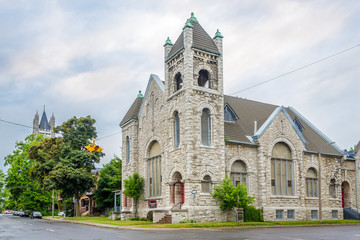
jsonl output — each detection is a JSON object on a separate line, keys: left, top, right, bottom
{"left": 44, "top": 216, "right": 155, "bottom": 226}
{"left": 44, "top": 216, "right": 360, "bottom": 228}
{"left": 137, "top": 221, "right": 275, "bottom": 228}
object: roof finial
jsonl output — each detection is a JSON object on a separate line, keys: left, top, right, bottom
{"left": 182, "top": 18, "right": 194, "bottom": 30}
{"left": 163, "top": 37, "right": 173, "bottom": 47}
{"left": 190, "top": 12, "right": 198, "bottom": 23}
{"left": 213, "top": 29, "right": 224, "bottom": 39}
{"left": 137, "top": 90, "right": 144, "bottom": 98}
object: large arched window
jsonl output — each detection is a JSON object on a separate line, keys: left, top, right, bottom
{"left": 174, "top": 111, "right": 180, "bottom": 148}
{"left": 231, "top": 160, "right": 247, "bottom": 187}
{"left": 201, "top": 175, "right": 211, "bottom": 193}
{"left": 174, "top": 72, "right": 182, "bottom": 91}
{"left": 147, "top": 141, "right": 162, "bottom": 198}
{"left": 198, "top": 69, "right": 209, "bottom": 88}
{"left": 306, "top": 168, "right": 318, "bottom": 197}
{"left": 126, "top": 136, "right": 130, "bottom": 164}
{"left": 201, "top": 108, "right": 211, "bottom": 146}
{"left": 271, "top": 142, "right": 293, "bottom": 196}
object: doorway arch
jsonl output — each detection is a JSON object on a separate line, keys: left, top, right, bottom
{"left": 341, "top": 181, "right": 350, "bottom": 208}
{"left": 170, "top": 171, "right": 184, "bottom": 207}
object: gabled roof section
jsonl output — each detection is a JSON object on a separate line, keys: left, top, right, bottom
{"left": 223, "top": 95, "right": 342, "bottom": 155}
{"left": 138, "top": 74, "right": 165, "bottom": 117}
{"left": 166, "top": 13, "right": 220, "bottom": 62}
{"left": 39, "top": 110, "right": 50, "bottom": 130}
{"left": 120, "top": 74, "right": 165, "bottom": 127}
{"left": 252, "top": 106, "right": 308, "bottom": 146}
{"left": 287, "top": 107, "right": 343, "bottom": 155}
{"left": 119, "top": 93, "right": 144, "bottom": 127}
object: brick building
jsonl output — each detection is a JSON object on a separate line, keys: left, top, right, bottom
{"left": 119, "top": 13, "right": 359, "bottom": 222}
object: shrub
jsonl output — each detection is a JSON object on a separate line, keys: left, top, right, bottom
{"left": 243, "top": 205, "right": 263, "bottom": 222}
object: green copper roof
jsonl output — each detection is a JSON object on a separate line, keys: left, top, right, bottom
{"left": 213, "top": 29, "right": 224, "bottom": 39}
{"left": 137, "top": 90, "right": 144, "bottom": 98}
{"left": 163, "top": 37, "right": 173, "bottom": 47}
{"left": 189, "top": 12, "right": 198, "bottom": 23}
{"left": 182, "top": 18, "right": 194, "bottom": 30}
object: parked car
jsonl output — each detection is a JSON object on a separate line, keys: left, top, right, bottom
{"left": 19, "top": 211, "right": 29, "bottom": 217}
{"left": 31, "top": 211, "right": 42, "bottom": 219}
{"left": 13, "top": 211, "right": 18, "bottom": 216}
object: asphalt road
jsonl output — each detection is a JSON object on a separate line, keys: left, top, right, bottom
{"left": 1, "top": 214, "right": 360, "bottom": 240}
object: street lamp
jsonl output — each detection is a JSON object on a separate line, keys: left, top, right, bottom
{"left": 318, "top": 141, "right": 335, "bottom": 222}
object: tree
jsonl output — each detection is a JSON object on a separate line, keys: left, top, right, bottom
{"left": 123, "top": 172, "right": 144, "bottom": 217}
{"left": 212, "top": 175, "right": 254, "bottom": 212}
{"left": 4, "top": 134, "right": 53, "bottom": 211}
{"left": 94, "top": 156, "right": 122, "bottom": 210}
{"left": 30, "top": 116, "right": 103, "bottom": 216}
{"left": 0, "top": 170, "right": 5, "bottom": 210}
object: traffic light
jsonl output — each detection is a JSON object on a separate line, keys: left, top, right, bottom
{"left": 85, "top": 140, "right": 103, "bottom": 152}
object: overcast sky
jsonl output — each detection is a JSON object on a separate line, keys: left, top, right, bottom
{"left": 1, "top": 0, "right": 359, "bottom": 172}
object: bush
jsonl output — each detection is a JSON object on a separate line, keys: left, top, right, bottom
{"left": 129, "top": 217, "right": 140, "bottom": 221}
{"left": 179, "top": 219, "right": 196, "bottom": 223}
{"left": 243, "top": 205, "right": 263, "bottom": 222}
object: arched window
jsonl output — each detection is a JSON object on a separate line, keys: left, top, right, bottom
{"left": 201, "top": 108, "right": 211, "bottom": 146}
{"left": 201, "top": 175, "right": 211, "bottom": 193}
{"left": 231, "top": 160, "right": 247, "bottom": 186}
{"left": 174, "top": 111, "right": 180, "bottom": 148}
{"left": 174, "top": 72, "right": 182, "bottom": 91}
{"left": 198, "top": 69, "right": 209, "bottom": 88}
{"left": 329, "top": 179, "right": 336, "bottom": 198}
{"left": 306, "top": 168, "right": 318, "bottom": 197}
{"left": 147, "top": 141, "right": 162, "bottom": 198}
{"left": 271, "top": 142, "right": 293, "bottom": 195}
{"left": 126, "top": 136, "right": 130, "bottom": 164}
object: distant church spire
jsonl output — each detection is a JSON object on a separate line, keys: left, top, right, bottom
{"left": 33, "top": 106, "right": 55, "bottom": 138}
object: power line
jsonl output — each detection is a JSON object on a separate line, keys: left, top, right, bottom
{"left": 0, "top": 118, "right": 120, "bottom": 141}
{"left": 97, "top": 131, "right": 122, "bottom": 141}
{"left": 229, "top": 43, "right": 360, "bottom": 96}
{"left": 0, "top": 119, "right": 33, "bottom": 129}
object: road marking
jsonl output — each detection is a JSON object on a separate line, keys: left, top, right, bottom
{"left": 281, "top": 237, "right": 303, "bottom": 240}
{"left": 46, "top": 229, "right": 55, "bottom": 232}
{"left": 354, "top": 234, "right": 360, "bottom": 237}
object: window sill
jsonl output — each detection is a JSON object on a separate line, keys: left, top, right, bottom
{"left": 305, "top": 197, "right": 319, "bottom": 200}
{"left": 169, "top": 147, "right": 181, "bottom": 153}
{"left": 270, "top": 195, "right": 299, "bottom": 199}
{"left": 200, "top": 145, "right": 215, "bottom": 149}
{"left": 329, "top": 197, "right": 340, "bottom": 201}
{"left": 199, "top": 192, "right": 212, "bottom": 196}
{"left": 144, "top": 197, "right": 163, "bottom": 201}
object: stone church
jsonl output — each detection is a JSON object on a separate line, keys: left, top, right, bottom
{"left": 33, "top": 107, "right": 55, "bottom": 138}
{"left": 120, "top": 13, "right": 359, "bottom": 222}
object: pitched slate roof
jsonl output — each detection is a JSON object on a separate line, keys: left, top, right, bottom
{"left": 120, "top": 96, "right": 144, "bottom": 126}
{"left": 166, "top": 16, "right": 220, "bottom": 62}
{"left": 224, "top": 95, "right": 343, "bottom": 155}
{"left": 39, "top": 110, "right": 50, "bottom": 130}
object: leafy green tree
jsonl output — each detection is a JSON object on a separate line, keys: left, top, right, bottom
{"left": 30, "top": 116, "right": 103, "bottom": 217}
{"left": 94, "top": 156, "right": 122, "bottom": 210}
{"left": 4, "top": 134, "right": 52, "bottom": 211}
{"left": 0, "top": 170, "right": 5, "bottom": 210}
{"left": 123, "top": 172, "right": 144, "bottom": 217}
{"left": 212, "top": 175, "right": 254, "bottom": 212}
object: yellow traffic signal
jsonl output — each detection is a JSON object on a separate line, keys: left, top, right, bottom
{"left": 85, "top": 140, "right": 103, "bottom": 152}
